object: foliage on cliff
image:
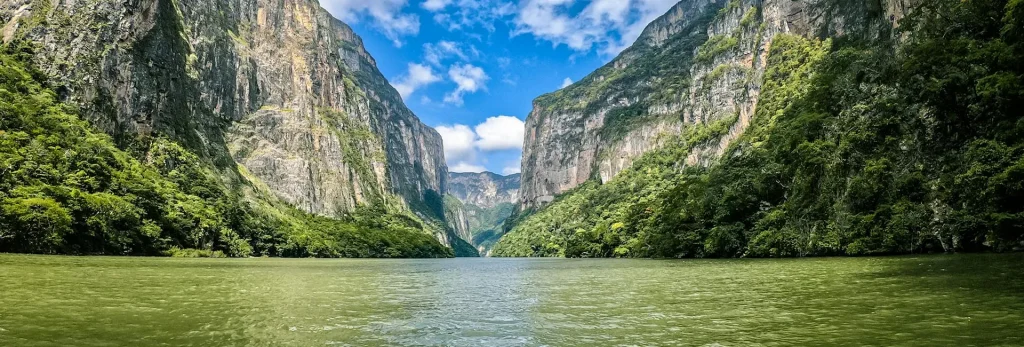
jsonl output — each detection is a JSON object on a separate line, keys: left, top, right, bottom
{"left": 442, "top": 194, "right": 501, "bottom": 256}
{"left": 494, "top": 0, "right": 1024, "bottom": 258}
{"left": 453, "top": 198, "right": 515, "bottom": 254}
{"left": 530, "top": 1, "right": 722, "bottom": 142}
{"left": 466, "top": 202, "right": 516, "bottom": 251}
{"left": 0, "top": 45, "right": 451, "bottom": 258}
{"left": 445, "top": 172, "right": 519, "bottom": 254}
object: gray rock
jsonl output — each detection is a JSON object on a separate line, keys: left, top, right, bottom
{"left": 4, "top": 0, "right": 452, "bottom": 245}
{"left": 519, "top": 0, "right": 920, "bottom": 210}
{"left": 449, "top": 172, "right": 520, "bottom": 208}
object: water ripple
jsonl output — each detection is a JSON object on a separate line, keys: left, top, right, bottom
{"left": 0, "top": 255, "right": 1022, "bottom": 346}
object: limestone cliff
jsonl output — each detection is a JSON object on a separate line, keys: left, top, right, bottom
{"left": 449, "top": 172, "right": 520, "bottom": 208}
{"left": 519, "top": 0, "right": 920, "bottom": 209}
{"left": 3, "top": 0, "right": 451, "bottom": 240}
{"left": 446, "top": 172, "right": 519, "bottom": 255}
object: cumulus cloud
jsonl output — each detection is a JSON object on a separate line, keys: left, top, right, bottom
{"left": 474, "top": 116, "right": 525, "bottom": 151}
{"left": 321, "top": 0, "right": 420, "bottom": 46}
{"left": 436, "top": 116, "right": 526, "bottom": 173}
{"left": 444, "top": 64, "right": 489, "bottom": 105}
{"left": 561, "top": 77, "right": 573, "bottom": 88}
{"left": 392, "top": 63, "right": 442, "bottom": 99}
{"left": 435, "top": 124, "right": 477, "bottom": 163}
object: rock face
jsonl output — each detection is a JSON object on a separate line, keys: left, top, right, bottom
{"left": 446, "top": 172, "right": 520, "bottom": 256}
{"left": 449, "top": 172, "right": 520, "bottom": 208}
{"left": 3, "top": 0, "right": 448, "bottom": 225}
{"left": 519, "top": 0, "right": 919, "bottom": 210}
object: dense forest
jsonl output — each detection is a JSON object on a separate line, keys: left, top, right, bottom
{"left": 494, "top": 0, "right": 1024, "bottom": 257}
{"left": 0, "top": 44, "right": 452, "bottom": 258}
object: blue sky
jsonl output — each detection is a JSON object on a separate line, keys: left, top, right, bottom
{"left": 320, "top": 0, "right": 679, "bottom": 175}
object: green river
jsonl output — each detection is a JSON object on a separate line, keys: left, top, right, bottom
{"left": 0, "top": 254, "right": 1022, "bottom": 346}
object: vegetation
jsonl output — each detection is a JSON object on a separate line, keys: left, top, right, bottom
{"left": 0, "top": 44, "right": 452, "bottom": 258}
{"left": 465, "top": 202, "right": 516, "bottom": 253}
{"left": 494, "top": 0, "right": 1024, "bottom": 258}
{"left": 493, "top": 116, "right": 737, "bottom": 257}
{"left": 441, "top": 193, "right": 511, "bottom": 255}
{"left": 276, "top": 206, "right": 453, "bottom": 258}
{"left": 532, "top": 2, "right": 723, "bottom": 144}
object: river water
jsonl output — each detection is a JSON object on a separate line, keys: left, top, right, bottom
{"left": 0, "top": 254, "right": 1022, "bottom": 346}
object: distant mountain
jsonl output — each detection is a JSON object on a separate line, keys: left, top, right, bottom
{"left": 445, "top": 172, "right": 520, "bottom": 256}
{"left": 449, "top": 172, "right": 521, "bottom": 208}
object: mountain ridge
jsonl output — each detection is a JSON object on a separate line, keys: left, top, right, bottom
{"left": 493, "top": 0, "right": 1024, "bottom": 258}
{"left": 0, "top": 0, "right": 473, "bottom": 256}
{"left": 445, "top": 171, "right": 520, "bottom": 256}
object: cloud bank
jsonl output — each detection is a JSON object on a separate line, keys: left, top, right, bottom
{"left": 436, "top": 116, "right": 525, "bottom": 173}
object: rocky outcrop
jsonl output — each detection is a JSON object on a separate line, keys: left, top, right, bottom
{"left": 520, "top": 0, "right": 724, "bottom": 209}
{"left": 519, "top": 0, "right": 919, "bottom": 209}
{"left": 446, "top": 172, "right": 520, "bottom": 256}
{"left": 444, "top": 194, "right": 473, "bottom": 241}
{"left": 449, "top": 172, "right": 520, "bottom": 208}
{"left": 3, "top": 0, "right": 449, "bottom": 227}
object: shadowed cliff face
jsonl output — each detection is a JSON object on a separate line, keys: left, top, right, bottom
{"left": 2, "top": 0, "right": 448, "bottom": 222}
{"left": 518, "top": 0, "right": 920, "bottom": 210}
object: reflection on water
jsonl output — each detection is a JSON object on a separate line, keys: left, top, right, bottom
{"left": 0, "top": 254, "right": 1022, "bottom": 346}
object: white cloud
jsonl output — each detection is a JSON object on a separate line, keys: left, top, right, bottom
{"left": 444, "top": 64, "right": 489, "bottom": 105}
{"left": 561, "top": 77, "right": 573, "bottom": 88}
{"left": 502, "top": 165, "right": 522, "bottom": 175}
{"left": 422, "top": 0, "right": 453, "bottom": 11}
{"left": 605, "top": 0, "right": 680, "bottom": 55}
{"left": 512, "top": 0, "right": 679, "bottom": 56}
{"left": 436, "top": 116, "right": 525, "bottom": 174}
{"left": 450, "top": 162, "right": 488, "bottom": 173}
{"left": 423, "top": 41, "right": 478, "bottom": 66}
{"left": 474, "top": 116, "right": 524, "bottom": 151}
{"left": 497, "top": 57, "right": 512, "bottom": 69}
{"left": 502, "top": 74, "right": 518, "bottom": 86}
{"left": 436, "top": 124, "right": 478, "bottom": 164}
{"left": 322, "top": 0, "right": 420, "bottom": 46}
{"left": 392, "top": 63, "right": 442, "bottom": 99}
{"left": 431, "top": 0, "right": 516, "bottom": 32}
{"left": 583, "top": 0, "right": 633, "bottom": 26}
{"left": 514, "top": 0, "right": 583, "bottom": 49}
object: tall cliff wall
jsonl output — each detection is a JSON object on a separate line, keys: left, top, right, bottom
{"left": 449, "top": 172, "right": 520, "bottom": 208}
{"left": 519, "top": 0, "right": 920, "bottom": 209}
{"left": 445, "top": 172, "right": 520, "bottom": 255}
{"left": 2, "top": 0, "right": 449, "bottom": 221}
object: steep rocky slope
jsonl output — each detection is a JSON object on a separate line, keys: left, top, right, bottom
{"left": 519, "top": 0, "right": 919, "bottom": 209}
{"left": 1, "top": 0, "right": 466, "bottom": 254}
{"left": 495, "top": 0, "right": 1024, "bottom": 258}
{"left": 445, "top": 172, "right": 519, "bottom": 255}
{"left": 449, "top": 172, "right": 520, "bottom": 208}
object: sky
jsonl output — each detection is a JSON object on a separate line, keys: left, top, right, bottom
{"left": 320, "top": 0, "right": 680, "bottom": 175}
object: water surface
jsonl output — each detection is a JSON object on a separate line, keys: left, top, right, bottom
{"left": 1, "top": 254, "right": 1022, "bottom": 346}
